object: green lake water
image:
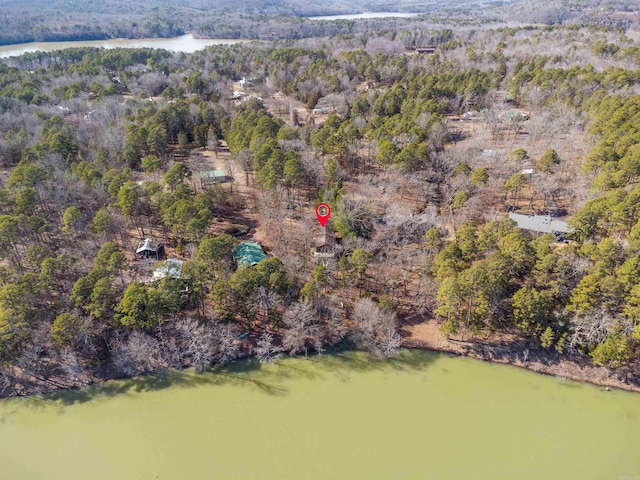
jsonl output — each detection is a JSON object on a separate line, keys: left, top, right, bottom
{"left": 0, "top": 350, "right": 638, "bottom": 479}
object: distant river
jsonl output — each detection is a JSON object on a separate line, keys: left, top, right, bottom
{"left": 0, "top": 350, "right": 638, "bottom": 479}
{"left": 0, "top": 34, "right": 248, "bottom": 59}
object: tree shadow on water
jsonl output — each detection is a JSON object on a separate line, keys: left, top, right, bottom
{"left": 308, "top": 346, "right": 440, "bottom": 375}
{"left": 270, "top": 358, "right": 326, "bottom": 381}
{"left": 12, "top": 348, "right": 440, "bottom": 411}
{"left": 208, "top": 359, "right": 289, "bottom": 396}
{"left": 25, "top": 359, "right": 288, "bottom": 409}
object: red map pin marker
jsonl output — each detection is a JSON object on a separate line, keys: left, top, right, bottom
{"left": 316, "top": 203, "right": 331, "bottom": 227}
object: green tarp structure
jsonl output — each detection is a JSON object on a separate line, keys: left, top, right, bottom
{"left": 232, "top": 242, "right": 267, "bottom": 267}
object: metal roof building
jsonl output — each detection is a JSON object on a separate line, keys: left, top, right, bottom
{"left": 232, "top": 242, "right": 267, "bottom": 268}
{"left": 136, "top": 238, "right": 161, "bottom": 259}
{"left": 200, "top": 170, "right": 229, "bottom": 188}
{"left": 153, "top": 259, "right": 183, "bottom": 281}
{"left": 509, "top": 213, "right": 572, "bottom": 234}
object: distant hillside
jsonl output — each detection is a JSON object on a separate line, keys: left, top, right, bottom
{"left": 0, "top": 0, "right": 511, "bottom": 45}
{"left": 0, "top": 0, "right": 636, "bottom": 46}
{"left": 491, "top": 0, "right": 639, "bottom": 27}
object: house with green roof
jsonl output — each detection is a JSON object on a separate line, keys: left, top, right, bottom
{"left": 232, "top": 242, "right": 267, "bottom": 268}
{"left": 200, "top": 170, "right": 230, "bottom": 188}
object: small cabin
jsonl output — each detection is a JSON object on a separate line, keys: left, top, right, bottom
{"left": 153, "top": 259, "right": 183, "bottom": 281}
{"left": 415, "top": 46, "right": 436, "bottom": 54}
{"left": 200, "top": 170, "right": 230, "bottom": 188}
{"left": 406, "top": 45, "right": 437, "bottom": 54}
{"left": 136, "top": 238, "right": 163, "bottom": 259}
{"left": 312, "top": 228, "right": 336, "bottom": 259}
{"left": 239, "top": 77, "right": 254, "bottom": 88}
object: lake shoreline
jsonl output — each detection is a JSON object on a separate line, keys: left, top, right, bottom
{"left": 0, "top": 33, "right": 185, "bottom": 49}
{"left": 3, "top": 349, "right": 638, "bottom": 480}
{"left": 0, "top": 34, "right": 250, "bottom": 58}
{"left": 404, "top": 335, "right": 640, "bottom": 394}
{"left": 2, "top": 333, "right": 638, "bottom": 401}
{"left": 0, "top": 10, "right": 424, "bottom": 49}
{"left": 402, "top": 320, "right": 640, "bottom": 393}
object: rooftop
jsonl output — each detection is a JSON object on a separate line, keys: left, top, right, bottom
{"left": 153, "top": 259, "right": 183, "bottom": 281}
{"left": 136, "top": 238, "right": 156, "bottom": 254}
{"left": 509, "top": 213, "right": 572, "bottom": 234}
{"left": 200, "top": 170, "right": 227, "bottom": 179}
{"left": 314, "top": 227, "right": 336, "bottom": 248}
{"left": 233, "top": 242, "right": 267, "bottom": 267}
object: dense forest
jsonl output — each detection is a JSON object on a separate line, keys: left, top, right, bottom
{"left": 1, "top": 10, "right": 640, "bottom": 395}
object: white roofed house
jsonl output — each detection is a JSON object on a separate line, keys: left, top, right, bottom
{"left": 153, "top": 259, "right": 184, "bottom": 281}
{"left": 151, "top": 259, "right": 191, "bottom": 300}
{"left": 239, "top": 77, "right": 254, "bottom": 88}
{"left": 136, "top": 238, "right": 163, "bottom": 259}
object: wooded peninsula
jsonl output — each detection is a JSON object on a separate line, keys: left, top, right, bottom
{"left": 1, "top": 0, "right": 640, "bottom": 396}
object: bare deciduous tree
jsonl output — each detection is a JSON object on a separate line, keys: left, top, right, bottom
{"left": 251, "top": 286, "right": 283, "bottom": 329}
{"left": 351, "top": 298, "right": 402, "bottom": 359}
{"left": 158, "top": 332, "right": 185, "bottom": 369}
{"left": 282, "top": 301, "right": 321, "bottom": 356}
{"left": 58, "top": 348, "right": 85, "bottom": 383}
{"left": 16, "top": 339, "right": 49, "bottom": 382}
{"left": 319, "top": 298, "right": 347, "bottom": 347}
{"left": 111, "top": 332, "right": 161, "bottom": 377}
{"left": 0, "top": 367, "right": 16, "bottom": 396}
{"left": 215, "top": 323, "right": 240, "bottom": 366}
{"left": 176, "top": 318, "right": 218, "bottom": 373}
{"left": 255, "top": 332, "right": 282, "bottom": 364}
{"left": 567, "top": 307, "right": 617, "bottom": 353}
{"left": 233, "top": 148, "right": 254, "bottom": 186}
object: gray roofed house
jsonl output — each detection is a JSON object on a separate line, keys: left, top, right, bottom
{"left": 509, "top": 213, "right": 572, "bottom": 234}
{"left": 153, "top": 259, "right": 183, "bottom": 281}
